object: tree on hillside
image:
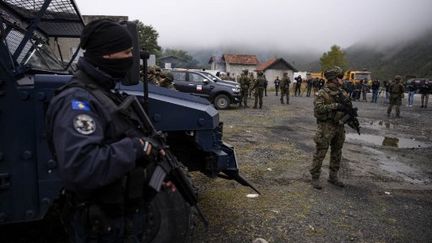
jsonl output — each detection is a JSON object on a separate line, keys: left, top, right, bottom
{"left": 133, "top": 20, "right": 161, "bottom": 55}
{"left": 320, "top": 45, "right": 348, "bottom": 71}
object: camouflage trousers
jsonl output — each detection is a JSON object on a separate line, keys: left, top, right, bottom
{"left": 240, "top": 89, "right": 249, "bottom": 106}
{"left": 254, "top": 88, "right": 264, "bottom": 108}
{"left": 280, "top": 88, "right": 289, "bottom": 104}
{"left": 387, "top": 96, "right": 402, "bottom": 116}
{"left": 310, "top": 122, "right": 345, "bottom": 179}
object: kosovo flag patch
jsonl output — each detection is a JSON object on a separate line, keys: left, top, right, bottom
{"left": 71, "top": 100, "right": 90, "bottom": 111}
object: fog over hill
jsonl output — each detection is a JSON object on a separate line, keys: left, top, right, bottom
{"left": 179, "top": 28, "right": 432, "bottom": 80}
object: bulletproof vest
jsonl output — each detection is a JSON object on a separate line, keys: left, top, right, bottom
{"left": 239, "top": 75, "right": 250, "bottom": 89}
{"left": 281, "top": 77, "right": 290, "bottom": 89}
{"left": 256, "top": 76, "right": 267, "bottom": 89}
{"left": 390, "top": 83, "right": 403, "bottom": 95}
{"left": 50, "top": 72, "right": 148, "bottom": 214}
{"left": 314, "top": 87, "right": 343, "bottom": 123}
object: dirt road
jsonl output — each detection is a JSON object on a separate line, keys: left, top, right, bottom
{"left": 192, "top": 93, "right": 432, "bottom": 242}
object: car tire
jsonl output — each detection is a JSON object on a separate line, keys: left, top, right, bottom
{"left": 214, "top": 94, "right": 230, "bottom": 109}
{"left": 141, "top": 188, "right": 195, "bottom": 243}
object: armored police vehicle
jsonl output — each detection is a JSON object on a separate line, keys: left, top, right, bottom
{"left": 0, "top": 0, "right": 256, "bottom": 241}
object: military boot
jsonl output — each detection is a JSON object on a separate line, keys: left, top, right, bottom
{"left": 311, "top": 177, "right": 322, "bottom": 190}
{"left": 328, "top": 173, "right": 344, "bottom": 187}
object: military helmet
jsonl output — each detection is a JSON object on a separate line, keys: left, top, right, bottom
{"left": 394, "top": 75, "right": 402, "bottom": 80}
{"left": 324, "top": 66, "right": 343, "bottom": 80}
{"left": 242, "top": 69, "right": 249, "bottom": 74}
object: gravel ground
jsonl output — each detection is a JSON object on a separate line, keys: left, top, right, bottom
{"left": 191, "top": 92, "right": 432, "bottom": 243}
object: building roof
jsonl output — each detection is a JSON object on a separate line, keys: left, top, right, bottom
{"left": 223, "top": 54, "right": 259, "bottom": 65}
{"left": 256, "top": 58, "right": 297, "bottom": 72}
{"left": 159, "top": 55, "right": 187, "bottom": 62}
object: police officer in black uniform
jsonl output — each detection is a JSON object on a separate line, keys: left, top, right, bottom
{"left": 46, "top": 19, "right": 163, "bottom": 243}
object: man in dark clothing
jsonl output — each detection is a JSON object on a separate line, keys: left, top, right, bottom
{"left": 419, "top": 80, "right": 431, "bottom": 108}
{"left": 46, "top": 19, "right": 165, "bottom": 242}
{"left": 371, "top": 80, "right": 380, "bottom": 103}
{"left": 318, "top": 78, "right": 325, "bottom": 90}
{"left": 274, "top": 76, "right": 280, "bottom": 96}
{"left": 294, "top": 75, "right": 302, "bottom": 96}
{"left": 306, "top": 78, "right": 313, "bottom": 97}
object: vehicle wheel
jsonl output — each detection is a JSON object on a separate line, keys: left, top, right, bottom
{"left": 142, "top": 188, "right": 195, "bottom": 243}
{"left": 214, "top": 94, "right": 230, "bottom": 109}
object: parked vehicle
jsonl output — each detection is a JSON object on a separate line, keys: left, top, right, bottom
{"left": 171, "top": 69, "right": 241, "bottom": 109}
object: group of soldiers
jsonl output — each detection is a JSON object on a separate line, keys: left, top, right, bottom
{"left": 274, "top": 76, "right": 326, "bottom": 98}
{"left": 238, "top": 69, "right": 268, "bottom": 109}
{"left": 238, "top": 69, "right": 297, "bottom": 109}
{"left": 144, "top": 65, "right": 174, "bottom": 88}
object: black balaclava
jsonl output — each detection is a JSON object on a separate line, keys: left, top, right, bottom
{"left": 80, "top": 19, "right": 133, "bottom": 80}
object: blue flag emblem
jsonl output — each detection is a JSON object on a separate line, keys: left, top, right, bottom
{"left": 71, "top": 100, "right": 90, "bottom": 111}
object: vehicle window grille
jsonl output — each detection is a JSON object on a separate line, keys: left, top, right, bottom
{"left": 1, "top": 0, "right": 83, "bottom": 37}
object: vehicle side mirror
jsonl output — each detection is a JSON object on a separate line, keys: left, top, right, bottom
{"left": 203, "top": 79, "right": 209, "bottom": 84}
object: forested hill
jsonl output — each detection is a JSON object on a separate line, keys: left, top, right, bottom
{"left": 344, "top": 29, "right": 432, "bottom": 80}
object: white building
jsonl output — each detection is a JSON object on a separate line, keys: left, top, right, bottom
{"left": 209, "top": 54, "right": 259, "bottom": 79}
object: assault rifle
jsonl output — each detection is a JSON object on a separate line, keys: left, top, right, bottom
{"left": 336, "top": 91, "right": 361, "bottom": 135}
{"left": 119, "top": 95, "right": 208, "bottom": 227}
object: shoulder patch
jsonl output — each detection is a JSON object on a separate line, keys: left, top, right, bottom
{"left": 73, "top": 114, "right": 96, "bottom": 135}
{"left": 71, "top": 99, "right": 90, "bottom": 111}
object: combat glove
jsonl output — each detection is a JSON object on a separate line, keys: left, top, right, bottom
{"left": 329, "top": 103, "right": 343, "bottom": 110}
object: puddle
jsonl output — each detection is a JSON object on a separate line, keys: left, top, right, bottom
{"left": 363, "top": 147, "right": 431, "bottom": 184}
{"left": 362, "top": 120, "right": 397, "bottom": 129}
{"left": 346, "top": 134, "right": 431, "bottom": 148}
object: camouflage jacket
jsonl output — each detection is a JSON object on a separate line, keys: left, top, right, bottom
{"left": 239, "top": 74, "right": 251, "bottom": 89}
{"left": 280, "top": 77, "right": 291, "bottom": 89}
{"left": 389, "top": 82, "right": 404, "bottom": 97}
{"left": 314, "top": 85, "right": 349, "bottom": 123}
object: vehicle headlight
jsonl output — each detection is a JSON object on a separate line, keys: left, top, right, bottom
{"left": 232, "top": 88, "right": 240, "bottom": 92}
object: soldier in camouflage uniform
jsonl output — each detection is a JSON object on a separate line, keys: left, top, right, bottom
{"left": 252, "top": 71, "right": 267, "bottom": 109}
{"left": 159, "top": 71, "right": 174, "bottom": 88}
{"left": 310, "top": 66, "right": 349, "bottom": 189}
{"left": 248, "top": 72, "right": 255, "bottom": 98}
{"left": 147, "top": 65, "right": 162, "bottom": 85}
{"left": 239, "top": 69, "right": 251, "bottom": 107}
{"left": 280, "top": 72, "right": 291, "bottom": 104}
{"left": 387, "top": 75, "right": 405, "bottom": 118}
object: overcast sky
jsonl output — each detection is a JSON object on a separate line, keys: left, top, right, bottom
{"left": 74, "top": 0, "right": 432, "bottom": 52}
